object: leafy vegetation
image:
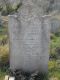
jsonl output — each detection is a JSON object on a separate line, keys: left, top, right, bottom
{"left": 0, "top": 44, "right": 9, "bottom": 65}
{"left": 49, "top": 60, "right": 60, "bottom": 80}
{"left": 0, "top": 22, "right": 9, "bottom": 80}
{"left": 50, "top": 33, "right": 60, "bottom": 60}
{"left": 49, "top": 32, "right": 60, "bottom": 80}
{"left": 1, "top": 2, "right": 22, "bottom": 16}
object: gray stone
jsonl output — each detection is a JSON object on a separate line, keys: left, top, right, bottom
{"left": 8, "top": 0, "right": 50, "bottom": 73}
{"left": 53, "top": 0, "right": 60, "bottom": 10}
{"left": 50, "top": 18, "right": 60, "bottom": 33}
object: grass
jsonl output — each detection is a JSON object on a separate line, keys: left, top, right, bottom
{"left": 0, "top": 61, "right": 59, "bottom": 80}
{"left": 49, "top": 33, "right": 60, "bottom": 80}
{"left": 0, "top": 67, "right": 9, "bottom": 80}
{"left": 0, "top": 69, "right": 7, "bottom": 80}
{"left": 49, "top": 60, "right": 60, "bottom": 80}
{"left": 0, "top": 27, "right": 9, "bottom": 80}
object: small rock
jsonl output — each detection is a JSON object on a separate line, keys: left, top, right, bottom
{"left": 4, "top": 75, "right": 9, "bottom": 80}
{"left": 9, "top": 77, "right": 15, "bottom": 80}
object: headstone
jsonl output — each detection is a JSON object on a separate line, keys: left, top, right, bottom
{"left": 8, "top": 0, "right": 50, "bottom": 73}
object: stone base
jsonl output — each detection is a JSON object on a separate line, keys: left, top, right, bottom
{"left": 8, "top": 69, "right": 48, "bottom": 80}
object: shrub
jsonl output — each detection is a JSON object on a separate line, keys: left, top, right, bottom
{"left": 0, "top": 35, "right": 8, "bottom": 45}
{"left": 50, "top": 33, "right": 60, "bottom": 60}
{"left": 1, "top": 2, "right": 22, "bottom": 16}
{"left": 0, "top": 44, "right": 9, "bottom": 65}
{"left": 1, "top": 8, "right": 14, "bottom": 16}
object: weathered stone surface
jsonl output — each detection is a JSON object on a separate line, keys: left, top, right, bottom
{"left": 8, "top": 0, "right": 50, "bottom": 73}
{"left": 8, "top": 14, "right": 50, "bottom": 73}
{"left": 51, "top": 18, "right": 60, "bottom": 33}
